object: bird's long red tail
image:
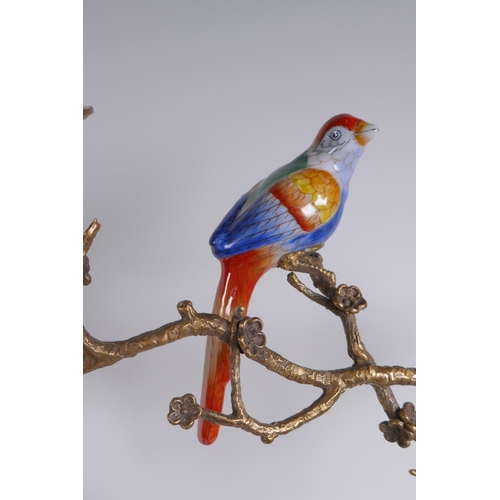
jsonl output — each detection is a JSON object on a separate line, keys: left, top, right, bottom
{"left": 198, "top": 247, "right": 277, "bottom": 444}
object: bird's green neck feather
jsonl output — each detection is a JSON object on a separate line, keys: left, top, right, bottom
{"left": 252, "top": 152, "right": 308, "bottom": 198}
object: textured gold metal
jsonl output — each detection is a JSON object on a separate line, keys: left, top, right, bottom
{"left": 83, "top": 223, "right": 416, "bottom": 450}
{"left": 83, "top": 106, "right": 94, "bottom": 120}
{"left": 83, "top": 219, "right": 100, "bottom": 286}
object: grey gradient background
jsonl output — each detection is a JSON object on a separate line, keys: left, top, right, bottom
{"left": 84, "top": 1, "right": 415, "bottom": 498}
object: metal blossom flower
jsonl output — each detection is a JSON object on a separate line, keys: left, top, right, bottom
{"left": 379, "top": 402, "right": 416, "bottom": 448}
{"left": 168, "top": 393, "right": 202, "bottom": 430}
{"left": 333, "top": 284, "right": 367, "bottom": 314}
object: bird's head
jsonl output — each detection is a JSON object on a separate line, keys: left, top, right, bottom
{"left": 308, "top": 113, "right": 378, "bottom": 183}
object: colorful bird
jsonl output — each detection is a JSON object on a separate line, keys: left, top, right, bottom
{"left": 199, "top": 114, "right": 378, "bottom": 444}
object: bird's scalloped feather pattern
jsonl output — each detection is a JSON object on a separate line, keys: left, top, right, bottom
{"left": 210, "top": 169, "right": 342, "bottom": 259}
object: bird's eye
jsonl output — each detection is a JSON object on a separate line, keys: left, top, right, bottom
{"left": 329, "top": 130, "right": 342, "bottom": 140}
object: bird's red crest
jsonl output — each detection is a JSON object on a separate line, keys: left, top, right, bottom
{"left": 311, "top": 114, "right": 362, "bottom": 147}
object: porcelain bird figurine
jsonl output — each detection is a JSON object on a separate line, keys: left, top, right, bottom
{"left": 199, "top": 114, "right": 378, "bottom": 444}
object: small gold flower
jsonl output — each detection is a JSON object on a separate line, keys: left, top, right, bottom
{"left": 379, "top": 402, "right": 416, "bottom": 448}
{"left": 168, "top": 394, "right": 202, "bottom": 430}
{"left": 398, "top": 402, "right": 416, "bottom": 432}
{"left": 333, "top": 284, "right": 367, "bottom": 314}
{"left": 83, "top": 256, "right": 92, "bottom": 286}
{"left": 237, "top": 317, "right": 267, "bottom": 358}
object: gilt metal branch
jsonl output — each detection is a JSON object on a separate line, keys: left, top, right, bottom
{"left": 83, "top": 220, "right": 416, "bottom": 449}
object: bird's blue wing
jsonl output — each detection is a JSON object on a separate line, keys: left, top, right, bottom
{"left": 210, "top": 190, "right": 304, "bottom": 259}
{"left": 209, "top": 153, "right": 347, "bottom": 259}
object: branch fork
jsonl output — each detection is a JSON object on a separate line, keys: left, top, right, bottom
{"left": 84, "top": 221, "right": 415, "bottom": 449}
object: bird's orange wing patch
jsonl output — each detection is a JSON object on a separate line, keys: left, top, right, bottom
{"left": 270, "top": 169, "right": 341, "bottom": 232}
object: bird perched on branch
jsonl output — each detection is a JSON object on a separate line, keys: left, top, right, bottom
{"left": 199, "top": 113, "right": 378, "bottom": 444}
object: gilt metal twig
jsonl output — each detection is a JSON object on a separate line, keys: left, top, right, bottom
{"left": 83, "top": 220, "right": 416, "bottom": 449}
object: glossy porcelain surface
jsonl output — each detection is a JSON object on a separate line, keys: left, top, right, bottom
{"left": 200, "top": 114, "right": 377, "bottom": 444}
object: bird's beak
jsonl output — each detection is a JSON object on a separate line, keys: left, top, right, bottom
{"left": 354, "top": 121, "right": 378, "bottom": 146}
